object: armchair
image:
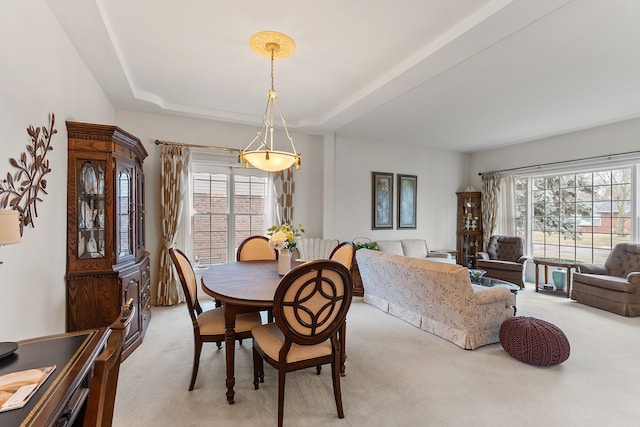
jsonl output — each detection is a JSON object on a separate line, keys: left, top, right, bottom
{"left": 296, "top": 237, "right": 339, "bottom": 261}
{"left": 572, "top": 243, "right": 640, "bottom": 317}
{"left": 476, "top": 235, "right": 527, "bottom": 288}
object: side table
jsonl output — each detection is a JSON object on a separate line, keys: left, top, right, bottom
{"left": 533, "top": 258, "right": 580, "bottom": 298}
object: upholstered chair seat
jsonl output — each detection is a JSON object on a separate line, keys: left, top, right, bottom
{"left": 251, "top": 323, "right": 333, "bottom": 362}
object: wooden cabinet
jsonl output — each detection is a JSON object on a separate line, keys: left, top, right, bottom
{"left": 456, "top": 191, "right": 483, "bottom": 268}
{"left": 65, "top": 121, "right": 150, "bottom": 359}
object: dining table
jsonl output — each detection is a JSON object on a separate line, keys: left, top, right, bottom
{"left": 201, "top": 259, "right": 349, "bottom": 405}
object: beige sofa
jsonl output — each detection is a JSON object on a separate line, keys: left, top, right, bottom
{"left": 356, "top": 249, "right": 515, "bottom": 349}
{"left": 375, "top": 239, "right": 454, "bottom": 263}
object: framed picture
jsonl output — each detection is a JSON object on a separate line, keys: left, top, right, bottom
{"left": 398, "top": 174, "right": 417, "bottom": 229}
{"left": 372, "top": 172, "right": 393, "bottom": 229}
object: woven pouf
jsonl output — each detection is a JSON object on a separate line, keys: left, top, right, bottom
{"left": 499, "top": 316, "right": 570, "bottom": 366}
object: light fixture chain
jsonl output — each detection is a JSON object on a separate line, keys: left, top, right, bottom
{"left": 270, "top": 48, "right": 275, "bottom": 91}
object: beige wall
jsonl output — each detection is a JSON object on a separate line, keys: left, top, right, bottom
{"left": 329, "top": 134, "right": 467, "bottom": 248}
{"left": 469, "top": 117, "right": 640, "bottom": 188}
{"left": 0, "top": 0, "right": 114, "bottom": 341}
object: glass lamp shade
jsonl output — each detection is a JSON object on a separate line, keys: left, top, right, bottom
{"left": 243, "top": 151, "right": 298, "bottom": 172}
{"left": 0, "top": 210, "right": 21, "bottom": 245}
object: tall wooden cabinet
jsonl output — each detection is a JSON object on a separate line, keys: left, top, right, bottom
{"left": 65, "top": 121, "right": 150, "bottom": 359}
{"left": 456, "top": 191, "right": 483, "bottom": 268}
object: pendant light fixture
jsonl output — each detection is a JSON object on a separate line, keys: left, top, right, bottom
{"left": 239, "top": 31, "right": 301, "bottom": 172}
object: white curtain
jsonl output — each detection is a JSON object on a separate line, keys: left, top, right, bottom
{"left": 496, "top": 175, "right": 517, "bottom": 236}
{"left": 156, "top": 145, "right": 189, "bottom": 306}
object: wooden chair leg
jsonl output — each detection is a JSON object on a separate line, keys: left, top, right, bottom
{"left": 339, "top": 320, "right": 347, "bottom": 376}
{"left": 331, "top": 360, "right": 345, "bottom": 419}
{"left": 252, "top": 346, "right": 261, "bottom": 390}
{"left": 278, "top": 369, "right": 286, "bottom": 427}
{"left": 189, "top": 340, "right": 202, "bottom": 391}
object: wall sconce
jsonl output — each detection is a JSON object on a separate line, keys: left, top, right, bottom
{"left": 0, "top": 209, "right": 21, "bottom": 264}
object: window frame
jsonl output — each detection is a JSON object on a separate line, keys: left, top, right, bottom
{"left": 512, "top": 163, "right": 638, "bottom": 264}
{"left": 184, "top": 151, "right": 274, "bottom": 267}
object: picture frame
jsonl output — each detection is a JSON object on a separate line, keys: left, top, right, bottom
{"left": 372, "top": 172, "right": 394, "bottom": 229}
{"left": 398, "top": 174, "right": 417, "bottom": 229}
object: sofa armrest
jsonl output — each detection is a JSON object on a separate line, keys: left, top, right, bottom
{"left": 627, "top": 272, "right": 640, "bottom": 285}
{"left": 476, "top": 251, "right": 490, "bottom": 261}
{"left": 517, "top": 255, "right": 528, "bottom": 264}
{"left": 472, "top": 286, "right": 513, "bottom": 305}
{"left": 579, "top": 263, "right": 608, "bottom": 274}
{"left": 427, "top": 251, "right": 452, "bottom": 259}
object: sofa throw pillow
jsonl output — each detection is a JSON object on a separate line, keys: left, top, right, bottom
{"left": 376, "top": 240, "right": 404, "bottom": 256}
{"left": 401, "top": 239, "right": 428, "bottom": 258}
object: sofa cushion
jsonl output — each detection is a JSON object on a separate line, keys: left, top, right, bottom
{"left": 375, "top": 240, "right": 403, "bottom": 255}
{"left": 573, "top": 273, "right": 633, "bottom": 293}
{"left": 401, "top": 239, "right": 429, "bottom": 258}
{"left": 605, "top": 243, "right": 640, "bottom": 277}
{"left": 476, "top": 259, "right": 523, "bottom": 272}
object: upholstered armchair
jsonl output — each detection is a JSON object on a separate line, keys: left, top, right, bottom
{"left": 572, "top": 243, "right": 640, "bottom": 317}
{"left": 296, "top": 237, "right": 339, "bottom": 261}
{"left": 476, "top": 236, "right": 527, "bottom": 288}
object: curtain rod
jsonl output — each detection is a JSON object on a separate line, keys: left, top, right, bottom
{"left": 154, "top": 139, "right": 239, "bottom": 153}
{"left": 478, "top": 149, "right": 640, "bottom": 176}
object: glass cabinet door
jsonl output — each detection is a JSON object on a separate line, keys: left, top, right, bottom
{"left": 77, "top": 161, "right": 106, "bottom": 259}
{"left": 116, "top": 164, "right": 134, "bottom": 261}
{"left": 135, "top": 165, "right": 145, "bottom": 255}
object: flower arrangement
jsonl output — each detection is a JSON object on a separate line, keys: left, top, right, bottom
{"left": 267, "top": 223, "right": 304, "bottom": 252}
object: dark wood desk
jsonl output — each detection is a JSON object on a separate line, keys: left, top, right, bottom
{"left": 0, "top": 329, "right": 109, "bottom": 427}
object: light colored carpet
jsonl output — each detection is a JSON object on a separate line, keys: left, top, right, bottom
{"left": 113, "top": 286, "right": 640, "bottom": 426}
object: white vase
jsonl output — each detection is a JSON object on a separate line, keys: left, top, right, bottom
{"left": 278, "top": 249, "right": 292, "bottom": 276}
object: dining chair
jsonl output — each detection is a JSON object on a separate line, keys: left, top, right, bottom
{"left": 329, "top": 242, "right": 356, "bottom": 376}
{"left": 236, "top": 235, "right": 278, "bottom": 261}
{"left": 169, "top": 248, "right": 262, "bottom": 391}
{"left": 236, "top": 235, "right": 278, "bottom": 321}
{"left": 329, "top": 241, "right": 355, "bottom": 270}
{"left": 251, "top": 260, "right": 353, "bottom": 427}
{"left": 83, "top": 298, "right": 135, "bottom": 427}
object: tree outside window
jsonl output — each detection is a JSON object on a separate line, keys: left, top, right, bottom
{"left": 515, "top": 167, "right": 633, "bottom": 264}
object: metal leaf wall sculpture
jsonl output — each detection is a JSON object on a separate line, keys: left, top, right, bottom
{"left": 0, "top": 113, "right": 57, "bottom": 233}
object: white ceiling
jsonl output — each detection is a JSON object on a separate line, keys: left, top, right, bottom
{"left": 46, "top": 0, "right": 640, "bottom": 152}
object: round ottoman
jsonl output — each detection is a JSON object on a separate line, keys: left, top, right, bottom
{"left": 499, "top": 316, "right": 570, "bottom": 366}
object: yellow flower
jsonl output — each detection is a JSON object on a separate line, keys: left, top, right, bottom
{"left": 267, "top": 223, "right": 304, "bottom": 251}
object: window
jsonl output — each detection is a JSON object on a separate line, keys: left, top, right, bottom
{"left": 513, "top": 166, "right": 635, "bottom": 264}
{"left": 191, "top": 165, "right": 270, "bottom": 266}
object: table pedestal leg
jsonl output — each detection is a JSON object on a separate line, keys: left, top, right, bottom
{"left": 224, "top": 305, "right": 237, "bottom": 404}
{"left": 535, "top": 262, "right": 539, "bottom": 292}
